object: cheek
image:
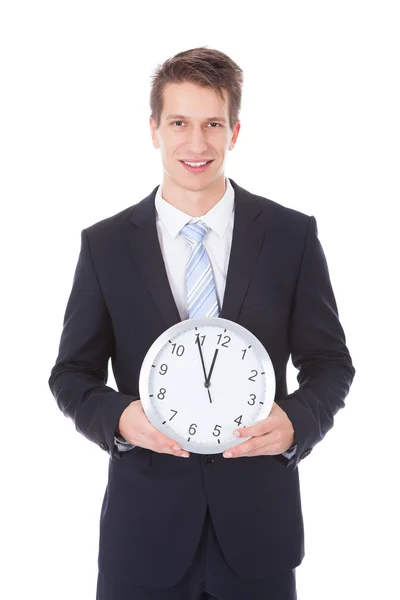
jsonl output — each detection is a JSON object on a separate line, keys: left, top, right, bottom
{"left": 161, "top": 148, "right": 176, "bottom": 167}
{"left": 167, "top": 142, "right": 183, "bottom": 160}
{"left": 217, "top": 140, "right": 230, "bottom": 157}
{"left": 158, "top": 134, "right": 177, "bottom": 157}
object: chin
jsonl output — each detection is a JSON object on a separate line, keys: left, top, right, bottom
{"left": 181, "top": 179, "right": 214, "bottom": 192}
{"left": 169, "top": 171, "right": 208, "bottom": 189}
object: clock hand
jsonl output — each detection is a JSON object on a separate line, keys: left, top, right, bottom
{"left": 196, "top": 336, "right": 209, "bottom": 385}
{"left": 205, "top": 348, "right": 219, "bottom": 387}
{"left": 196, "top": 336, "right": 213, "bottom": 404}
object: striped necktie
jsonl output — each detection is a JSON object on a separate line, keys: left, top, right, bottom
{"left": 180, "top": 221, "right": 220, "bottom": 318}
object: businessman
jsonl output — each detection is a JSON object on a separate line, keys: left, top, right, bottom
{"left": 48, "top": 47, "right": 356, "bottom": 600}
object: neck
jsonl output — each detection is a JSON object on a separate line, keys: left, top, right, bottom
{"left": 160, "top": 174, "right": 227, "bottom": 217}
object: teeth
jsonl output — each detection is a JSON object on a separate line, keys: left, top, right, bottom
{"left": 184, "top": 161, "right": 208, "bottom": 167}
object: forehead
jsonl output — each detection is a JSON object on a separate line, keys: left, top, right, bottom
{"left": 161, "top": 81, "right": 229, "bottom": 119}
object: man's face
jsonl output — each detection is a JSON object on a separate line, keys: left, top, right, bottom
{"left": 150, "top": 81, "right": 240, "bottom": 192}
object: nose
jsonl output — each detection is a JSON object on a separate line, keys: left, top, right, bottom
{"left": 186, "top": 124, "right": 208, "bottom": 155}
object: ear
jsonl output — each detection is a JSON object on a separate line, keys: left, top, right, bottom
{"left": 229, "top": 121, "right": 241, "bottom": 150}
{"left": 149, "top": 116, "right": 160, "bottom": 149}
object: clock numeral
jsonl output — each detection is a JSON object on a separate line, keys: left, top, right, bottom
{"left": 242, "top": 345, "right": 252, "bottom": 360}
{"left": 159, "top": 364, "right": 168, "bottom": 375}
{"left": 248, "top": 369, "right": 258, "bottom": 382}
{"left": 189, "top": 423, "right": 197, "bottom": 436}
{"left": 217, "top": 334, "right": 231, "bottom": 348}
{"left": 213, "top": 425, "right": 222, "bottom": 437}
{"left": 195, "top": 333, "right": 206, "bottom": 346}
{"left": 169, "top": 409, "right": 177, "bottom": 420}
{"left": 157, "top": 387, "right": 166, "bottom": 400}
{"left": 234, "top": 415, "right": 243, "bottom": 427}
{"left": 248, "top": 394, "right": 256, "bottom": 405}
{"left": 171, "top": 343, "right": 185, "bottom": 356}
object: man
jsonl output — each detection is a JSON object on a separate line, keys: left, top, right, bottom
{"left": 48, "top": 47, "right": 355, "bottom": 600}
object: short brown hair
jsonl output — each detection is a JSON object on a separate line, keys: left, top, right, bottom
{"left": 150, "top": 46, "right": 243, "bottom": 131}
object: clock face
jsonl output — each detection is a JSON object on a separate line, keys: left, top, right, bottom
{"left": 139, "top": 317, "right": 276, "bottom": 455}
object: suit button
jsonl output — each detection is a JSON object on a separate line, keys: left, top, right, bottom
{"left": 204, "top": 455, "right": 215, "bottom": 465}
{"left": 99, "top": 442, "right": 108, "bottom": 451}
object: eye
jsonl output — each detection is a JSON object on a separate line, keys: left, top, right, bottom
{"left": 171, "top": 121, "right": 222, "bottom": 127}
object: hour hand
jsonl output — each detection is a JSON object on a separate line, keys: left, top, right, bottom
{"left": 206, "top": 349, "right": 219, "bottom": 386}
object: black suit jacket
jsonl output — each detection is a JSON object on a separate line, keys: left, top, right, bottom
{"left": 48, "top": 178, "right": 355, "bottom": 587}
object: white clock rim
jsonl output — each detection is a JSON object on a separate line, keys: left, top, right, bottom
{"left": 138, "top": 316, "right": 276, "bottom": 455}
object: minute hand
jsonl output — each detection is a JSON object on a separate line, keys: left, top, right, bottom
{"left": 196, "top": 337, "right": 213, "bottom": 404}
{"left": 206, "top": 348, "right": 219, "bottom": 386}
{"left": 196, "top": 336, "right": 209, "bottom": 384}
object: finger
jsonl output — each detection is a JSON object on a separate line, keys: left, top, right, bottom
{"left": 224, "top": 433, "right": 277, "bottom": 458}
{"left": 240, "top": 442, "right": 279, "bottom": 457}
{"left": 223, "top": 440, "right": 257, "bottom": 458}
{"left": 233, "top": 416, "right": 275, "bottom": 439}
{"left": 152, "top": 432, "right": 190, "bottom": 457}
{"left": 224, "top": 442, "right": 262, "bottom": 458}
{"left": 122, "top": 407, "right": 188, "bottom": 456}
{"left": 226, "top": 441, "right": 284, "bottom": 458}
{"left": 141, "top": 419, "right": 182, "bottom": 452}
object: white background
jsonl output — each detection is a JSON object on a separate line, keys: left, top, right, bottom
{"left": 1, "top": 1, "right": 399, "bottom": 598}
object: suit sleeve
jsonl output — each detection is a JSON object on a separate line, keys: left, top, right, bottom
{"left": 274, "top": 216, "right": 356, "bottom": 470}
{"left": 48, "top": 229, "right": 140, "bottom": 459}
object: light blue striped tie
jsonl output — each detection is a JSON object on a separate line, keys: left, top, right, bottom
{"left": 180, "top": 221, "right": 220, "bottom": 318}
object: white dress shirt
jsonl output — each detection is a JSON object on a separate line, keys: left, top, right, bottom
{"left": 115, "top": 177, "right": 297, "bottom": 459}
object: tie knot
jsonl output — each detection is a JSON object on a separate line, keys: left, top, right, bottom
{"left": 180, "top": 221, "right": 209, "bottom": 245}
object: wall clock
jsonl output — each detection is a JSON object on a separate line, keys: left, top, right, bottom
{"left": 139, "top": 316, "right": 275, "bottom": 455}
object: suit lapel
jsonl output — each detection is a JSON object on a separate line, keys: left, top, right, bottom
{"left": 126, "top": 178, "right": 266, "bottom": 329}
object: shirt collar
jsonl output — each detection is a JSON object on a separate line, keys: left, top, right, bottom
{"left": 155, "top": 177, "right": 235, "bottom": 239}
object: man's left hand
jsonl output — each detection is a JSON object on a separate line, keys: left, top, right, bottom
{"left": 223, "top": 402, "right": 295, "bottom": 458}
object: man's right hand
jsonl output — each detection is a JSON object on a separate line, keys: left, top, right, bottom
{"left": 117, "top": 400, "right": 190, "bottom": 458}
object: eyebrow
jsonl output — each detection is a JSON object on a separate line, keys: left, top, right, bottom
{"left": 165, "top": 114, "right": 227, "bottom": 124}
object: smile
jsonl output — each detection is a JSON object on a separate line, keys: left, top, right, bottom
{"left": 179, "top": 160, "right": 214, "bottom": 173}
